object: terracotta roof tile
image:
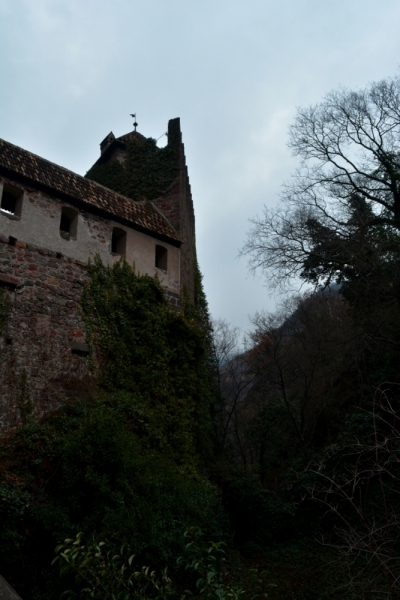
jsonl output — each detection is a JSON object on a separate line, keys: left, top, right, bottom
{"left": 0, "top": 138, "right": 180, "bottom": 244}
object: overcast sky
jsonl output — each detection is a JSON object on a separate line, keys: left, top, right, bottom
{"left": 1, "top": 0, "right": 400, "bottom": 332}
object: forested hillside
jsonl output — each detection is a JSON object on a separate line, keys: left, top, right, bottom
{"left": 1, "top": 75, "right": 400, "bottom": 600}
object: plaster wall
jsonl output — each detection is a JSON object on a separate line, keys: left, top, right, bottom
{"left": 0, "top": 177, "right": 180, "bottom": 295}
{"left": 125, "top": 227, "right": 180, "bottom": 294}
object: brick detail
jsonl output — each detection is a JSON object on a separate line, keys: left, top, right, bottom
{"left": 165, "top": 290, "right": 181, "bottom": 308}
{"left": 0, "top": 274, "right": 21, "bottom": 287}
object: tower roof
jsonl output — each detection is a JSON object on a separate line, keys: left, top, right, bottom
{"left": 116, "top": 130, "right": 146, "bottom": 144}
{"left": 96, "top": 127, "right": 149, "bottom": 164}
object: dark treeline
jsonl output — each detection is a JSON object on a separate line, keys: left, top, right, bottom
{"left": 1, "top": 75, "right": 400, "bottom": 600}
{"left": 234, "top": 73, "right": 400, "bottom": 598}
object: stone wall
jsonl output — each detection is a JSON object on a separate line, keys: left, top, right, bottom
{"left": 0, "top": 237, "right": 90, "bottom": 433}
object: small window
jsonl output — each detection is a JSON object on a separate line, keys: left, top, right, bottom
{"left": 60, "top": 207, "right": 78, "bottom": 240}
{"left": 111, "top": 227, "right": 126, "bottom": 256}
{"left": 0, "top": 184, "right": 23, "bottom": 217}
{"left": 155, "top": 245, "right": 168, "bottom": 271}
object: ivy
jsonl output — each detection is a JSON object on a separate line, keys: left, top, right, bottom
{"left": 0, "top": 259, "right": 225, "bottom": 596}
{"left": 0, "top": 287, "right": 9, "bottom": 332}
{"left": 54, "top": 528, "right": 269, "bottom": 600}
{"left": 81, "top": 256, "right": 215, "bottom": 464}
{"left": 85, "top": 137, "right": 179, "bottom": 201}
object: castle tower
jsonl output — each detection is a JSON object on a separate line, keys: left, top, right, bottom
{"left": 86, "top": 118, "right": 196, "bottom": 299}
{"left": 0, "top": 127, "right": 186, "bottom": 430}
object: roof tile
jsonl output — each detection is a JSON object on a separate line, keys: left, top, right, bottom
{"left": 0, "top": 138, "right": 180, "bottom": 244}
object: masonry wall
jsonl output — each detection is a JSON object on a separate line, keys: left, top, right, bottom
{"left": 0, "top": 176, "right": 181, "bottom": 297}
{"left": 0, "top": 238, "right": 90, "bottom": 433}
{"left": 152, "top": 119, "right": 196, "bottom": 300}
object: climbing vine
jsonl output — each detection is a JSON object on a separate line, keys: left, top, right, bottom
{"left": 86, "top": 137, "right": 179, "bottom": 201}
{"left": 0, "top": 287, "right": 9, "bottom": 332}
{"left": 81, "top": 256, "right": 215, "bottom": 463}
{"left": 0, "top": 258, "right": 224, "bottom": 597}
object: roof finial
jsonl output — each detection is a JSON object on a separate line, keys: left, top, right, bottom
{"left": 130, "top": 113, "right": 138, "bottom": 132}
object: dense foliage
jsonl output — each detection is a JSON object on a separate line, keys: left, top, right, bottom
{"left": 0, "top": 260, "right": 224, "bottom": 598}
{"left": 53, "top": 528, "right": 262, "bottom": 600}
{"left": 81, "top": 257, "right": 216, "bottom": 464}
{"left": 227, "top": 74, "right": 400, "bottom": 598}
{"left": 0, "top": 287, "right": 8, "bottom": 331}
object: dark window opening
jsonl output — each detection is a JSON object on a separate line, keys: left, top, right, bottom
{"left": 1, "top": 184, "right": 23, "bottom": 217}
{"left": 1, "top": 192, "right": 17, "bottom": 214}
{"left": 155, "top": 245, "right": 168, "bottom": 271}
{"left": 111, "top": 227, "right": 126, "bottom": 256}
{"left": 60, "top": 207, "right": 78, "bottom": 240}
{"left": 70, "top": 342, "right": 90, "bottom": 356}
{"left": 60, "top": 213, "right": 70, "bottom": 232}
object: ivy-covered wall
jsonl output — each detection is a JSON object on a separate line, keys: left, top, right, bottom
{"left": 86, "top": 137, "right": 179, "bottom": 202}
{"left": 0, "top": 257, "right": 222, "bottom": 597}
{"left": 81, "top": 256, "right": 215, "bottom": 463}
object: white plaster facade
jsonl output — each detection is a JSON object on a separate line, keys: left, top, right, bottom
{"left": 0, "top": 179, "right": 181, "bottom": 296}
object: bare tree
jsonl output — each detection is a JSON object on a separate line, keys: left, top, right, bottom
{"left": 211, "top": 319, "right": 255, "bottom": 466}
{"left": 241, "top": 75, "right": 400, "bottom": 291}
{"left": 213, "top": 292, "right": 357, "bottom": 478}
{"left": 248, "top": 290, "right": 354, "bottom": 455}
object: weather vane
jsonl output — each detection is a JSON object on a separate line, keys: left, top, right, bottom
{"left": 130, "top": 113, "right": 138, "bottom": 132}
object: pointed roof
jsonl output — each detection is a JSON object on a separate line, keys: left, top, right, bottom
{"left": 100, "top": 131, "right": 115, "bottom": 147}
{"left": 116, "top": 130, "right": 147, "bottom": 144}
{"left": 95, "top": 128, "right": 150, "bottom": 165}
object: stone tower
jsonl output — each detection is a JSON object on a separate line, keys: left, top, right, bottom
{"left": 87, "top": 118, "right": 196, "bottom": 300}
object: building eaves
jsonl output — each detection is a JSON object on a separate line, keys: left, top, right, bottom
{"left": 0, "top": 138, "right": 180, "bottom": 245}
